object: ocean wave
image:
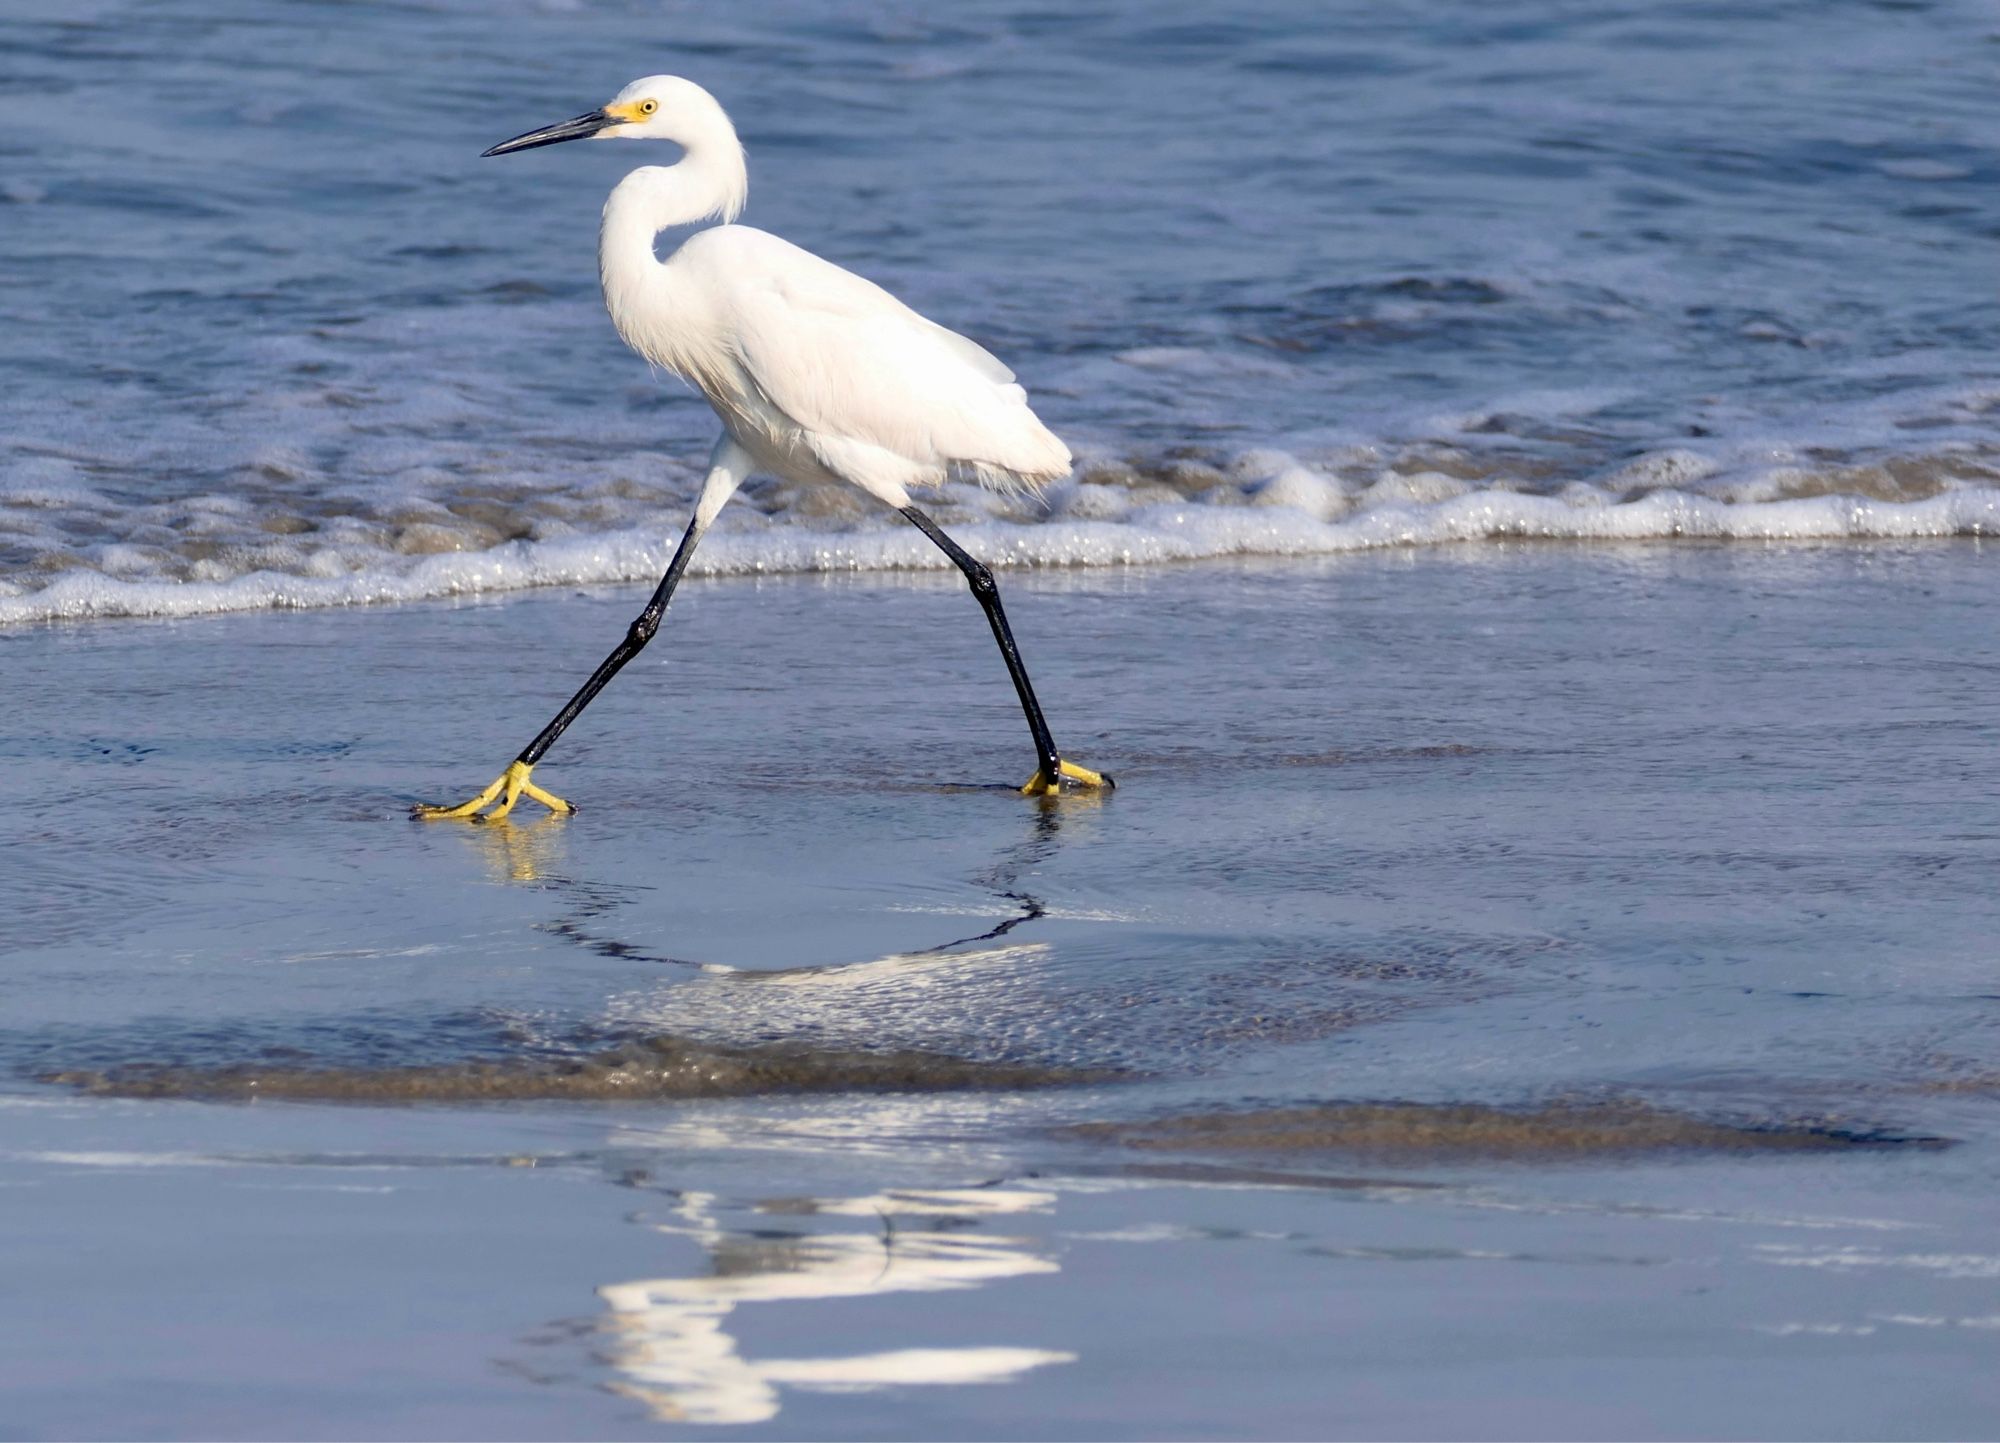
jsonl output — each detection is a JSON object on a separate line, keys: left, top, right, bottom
{"left": 4, "top": 449, "right": 1997, "bottom": 625}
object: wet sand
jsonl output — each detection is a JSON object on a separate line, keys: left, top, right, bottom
{"left": 4, "top": 547, "right": 2000, "bottom": 1439}
{"left": 47, "top": 1038, "right": 1113, "bottom": 1103}
{"left": 1061, "top": 1100, "right": 1950, "bottom": 1159}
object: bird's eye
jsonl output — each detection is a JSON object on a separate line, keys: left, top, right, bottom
{"left": 638, "top": 99, "right": 658, "bottom": 116}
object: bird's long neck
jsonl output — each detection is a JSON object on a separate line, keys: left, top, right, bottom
{"left": 598, "top": 127, "right": 748, "bottom": 356}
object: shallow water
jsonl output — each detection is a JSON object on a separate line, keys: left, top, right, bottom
{"left": 7, "top": 1, "right": 2000, "bottom": 1432}
{"left": 4, "top": 550, "right": 1998, "bottom": 1437}
{"left": 4, "top": 0, "right": 2000, "bottom": 621}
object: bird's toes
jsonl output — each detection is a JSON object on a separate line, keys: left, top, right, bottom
{"left": 1019, "top": 758, "right": 1114, "bottom": 796}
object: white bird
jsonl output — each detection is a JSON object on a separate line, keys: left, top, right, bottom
{"left": 416, "top": 75, "right": 1111, "bottom": 821}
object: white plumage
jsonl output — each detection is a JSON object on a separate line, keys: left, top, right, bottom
{"left": 415, "top": 74, "right": 1106, "bottom": 822}
{"left": 586, "top": 76, "right": 1071, "bottom": 515}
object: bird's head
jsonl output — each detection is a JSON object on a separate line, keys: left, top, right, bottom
{"left": 482, "top": 75, "right": 730, "bottom": 157}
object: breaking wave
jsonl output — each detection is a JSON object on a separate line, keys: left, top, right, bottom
{"left": 6, "top": 445, "right": 1997, "bottom": 625}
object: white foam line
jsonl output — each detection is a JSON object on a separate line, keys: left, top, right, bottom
{"left": 9, "top": 1150, "right": 234, "bottom": 1169}
{"left": 6, "top": 485, "right": 1998, "bottom": 625}
{"left": 1752, "top": 1322, "right": 1879, "bottom": 1337}
{"left": 1753, "top": 1245, "right": 2000, "bottom": 1278}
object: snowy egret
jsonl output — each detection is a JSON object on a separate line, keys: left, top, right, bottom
{"left": 416, "top": 75, "right": 1111, "bottom": 821}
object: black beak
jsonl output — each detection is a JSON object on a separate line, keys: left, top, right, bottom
{"left": 482, "top": 110, "right": 616, "bottom": 157}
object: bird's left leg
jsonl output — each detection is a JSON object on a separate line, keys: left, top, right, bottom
{"left": 415, "top": 440, "right": 750, "bottom": 820}
{"left": 899, "top": 505, "right": 1112, "bottom": 796}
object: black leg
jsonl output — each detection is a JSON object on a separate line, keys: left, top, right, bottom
{"left": 901, "top": 504, "right": 1109, "bottom": 790}
{"left": 420, "top": 490, "right": 1105, "bottom": 821}
{"left": 416, "top": 441, "right": 755, "bottom": 821}
{"left": 516, "top": 511, "right": 707, "bottom": 767}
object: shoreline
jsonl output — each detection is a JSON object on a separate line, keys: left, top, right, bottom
{"left": 5, "top": 521, "right": 1998, "bottom": 631}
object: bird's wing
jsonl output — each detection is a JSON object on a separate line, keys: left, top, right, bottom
{"left": 716, "top": 233, "right": 1062, "bottom": 480}
{"left": 913, "top": 316, "right": 1015, "bottom": 385}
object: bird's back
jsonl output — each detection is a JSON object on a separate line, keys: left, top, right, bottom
{"left": 642, "top": 225, "right": 1071, "bottom": 501}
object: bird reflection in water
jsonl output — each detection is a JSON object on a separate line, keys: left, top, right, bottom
{"left": 594, "top": 1186, "right": 1073, "bottom": 1425}
{"left": 435, "top": 778, "right": 1102, "bottom": 975}
{"left": 460, "top": 814, "right": 572, "bottom": 885}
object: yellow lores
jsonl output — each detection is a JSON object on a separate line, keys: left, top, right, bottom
{"left": 415, "top": 76, "right": 1112, "bottom": 821}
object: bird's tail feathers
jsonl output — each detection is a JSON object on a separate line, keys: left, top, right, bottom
{"left": 950, "top": 412, "right": 1072, "bottom": 497}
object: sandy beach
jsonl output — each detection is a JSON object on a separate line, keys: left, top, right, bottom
{"left": 4, "top": 548, "right": 1997, "bottom": 1438}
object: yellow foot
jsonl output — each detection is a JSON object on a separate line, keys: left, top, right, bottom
{"left": 1020, "top": 758, "right": 1115, "bottom": 796}
{"left": 413, "top": 760, "right": 574, "bottom": 821}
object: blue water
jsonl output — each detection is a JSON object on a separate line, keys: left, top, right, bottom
{"left": 6, "top": 10, "right": 2000, "bottom": 1430}
{"left": 4, "top": 551, "right": 1999, "bottom": 1438}
{"left": 3, "top": 0, "right": 1998, "bottom": 620}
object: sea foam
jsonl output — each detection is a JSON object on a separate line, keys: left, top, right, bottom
{"left": 4, "top": 455, "right": 1996, "bottom": 625}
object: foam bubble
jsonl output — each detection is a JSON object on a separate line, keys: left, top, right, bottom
{"left": 3, "top": 431, "right": 1999, "bottom": 625}
{"left": 4, "top": 473, "right": 1999, "bottom": 625}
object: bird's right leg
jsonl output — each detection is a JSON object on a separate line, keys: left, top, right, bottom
{"left": 415, "top": 440, "right": 750, "bottom": 820}
{"left": 899, "top": 505, "right": 1112, "bottom": 796}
